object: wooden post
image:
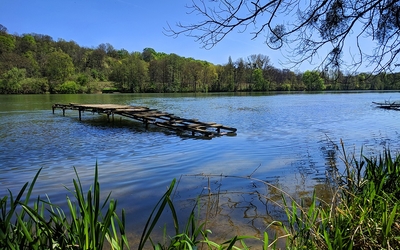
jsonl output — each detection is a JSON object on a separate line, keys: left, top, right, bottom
{"left": 52, "top": 106, "right": 55, "bottom": 114}
{"left": 63, "top": 108, "right": 65, "bottom": 116}
{"left": 78, "top": 109, "right": 82, "bottom": 121}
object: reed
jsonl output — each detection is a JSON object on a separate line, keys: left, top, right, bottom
{"left": 0, "top": 168, "right": 43, "bottom": 249}
{"left": 138, "top": 179, "right": 256, "bottom": 250}
{"left": 0, "top": 164, "right": 128, "bottom": 250}
{"left": 275, "top": 142, "right": 400, "bottom": 249}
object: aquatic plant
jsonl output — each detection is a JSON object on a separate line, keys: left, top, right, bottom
{"left": 0, "top": 164, "right": 128, "bottom": 250}
{"left": 275, "top": 142, "right": 400, "bottom": 249}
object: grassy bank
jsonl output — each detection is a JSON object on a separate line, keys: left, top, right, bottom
{"left": 1, "top": 143, "right": 400, "bottom": 249}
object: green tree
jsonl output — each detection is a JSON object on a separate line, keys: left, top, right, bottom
{"left": 19, "top": 77, "right": 48, "bottom": 94}
{"left": 0, "top": 67, "right": 26, "bottom": 93}
{"left": 281, "top": 80, "right": 292, "bottom": 91}
{"left": 105, "top": 43, "right": 117, "bottom": 58}
{"left": 201, "top": 62, "right": 217, "bottom": 92}
{"left": 23, "top": 51, "right": 40, "bottom": 77}
{"left": 0, "top": 34, "right": 15, "bottom": 54}
{"left": 56, "top": 80, "right": 81, "bottom": 94}
{"left": 302, "top": 70, "right": 325, "bottom": 91}
{"left": 56, "top": 39, "right": 81, "bottom": 62}
{"left": 44, "top": 50, "right": 74, "bottom": 92}
{"left": 167, "top": 53, "right": 183, "bottom": 92}
{"left": 219, "top": 56, "right": 235, "bottom": 91}
{"left": 234, "top": 58, "right": 248, "bottom": 91}
{"left": 181, "top": 59, "right": 197, "bottom": 92}
{"left": 110, "top": 53, "right": 148, "bottom": 92}
{"left": 18, "top": 34, "right": 37, "bottom": 53}
{"left": 148, "top": 59, "right": 163, "bottom": 91}
{"left": 116, "top": 49, "right": 129, "bottom": 60}
{"left": 142, "top": 48, "right": 157, "bottom": 62}
{"left": 32, "top": 34, "right": 55, "bottom": 68}
{"left": 0, "top": 52, "right": 30, "bottom": 76}
{"left": 86, "top": 45, "right": 107, "bottom": 79}
{"left": 253, "top": 68, "right": 268, "bottom": 91}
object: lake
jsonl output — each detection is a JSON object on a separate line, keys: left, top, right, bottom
{"left": 1, "top": 91, "right": 399, "bottom": 245}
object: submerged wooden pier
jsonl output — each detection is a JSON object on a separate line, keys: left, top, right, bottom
{"left": 52, "top": 103, "right": 237, "bottom": 138}
{"left": 373, "top": 101, "right": 400, "bottom": 111}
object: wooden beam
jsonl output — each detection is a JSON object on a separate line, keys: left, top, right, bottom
{"left": 52, "top": 103, "right": 237, "bottom": 138}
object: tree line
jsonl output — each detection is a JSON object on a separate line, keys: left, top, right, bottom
{"left": 0, "top": 24, "right": 399, "bottom": 94}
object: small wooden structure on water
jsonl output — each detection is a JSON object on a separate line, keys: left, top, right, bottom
{"left": 373, "top": 101, "right": 400, "bottom": 111}
{"left": 52, "top": 103, "right": 237, "bottom": 138}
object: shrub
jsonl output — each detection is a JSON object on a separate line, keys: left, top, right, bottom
{"left": 19, "top": 78, "right": 48, "bottom": 94}
{"left": 56, "top": 80, "right": 81, "bottom": 94}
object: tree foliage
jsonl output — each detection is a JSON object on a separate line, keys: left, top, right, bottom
{"left": 0, "top": 23, "right": 399, "bottom": 94}
{"left": 0, "top": 34, "right": 15, "bottom": 53}
{"left": 302, "top": 70, "right": 325, "bottom": 91}
{"left": 44, "top": 50, "right": 75, "bottom": 92}
{"left": 166, "top": 0, "right": 400, "bottom": 73}
{"left": 0, "top": 67, "right": 26, "bottom": 94}
{"left": 56, "top": 80, "right": 82, "bottom": 94}
{"left": 109, "top": 52, "right": 149, "bottom": 92}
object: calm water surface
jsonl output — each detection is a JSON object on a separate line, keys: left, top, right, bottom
{"left": 1, "top": 92, "right": 399, "bottom": 244}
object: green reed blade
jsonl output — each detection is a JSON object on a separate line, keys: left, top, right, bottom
{"left": 166, "top": 195, "right": 179, "bottom": 235}
{"left": 6, "top": 183, "right": 28, "bottom": 224}
{"left": 16, "top": 213, "right": 33, "bottom": 243}
{"left": 225, "top": 235, "right": 238, "bottom": 250}
{"left": 23, "top": 168, "right": 42, "bottom": 206}
{"left": 138, "top": 178, "right": 176, "bottom": 250}
{"left": 263, "top": 231, "right": 268, "bottom": 250}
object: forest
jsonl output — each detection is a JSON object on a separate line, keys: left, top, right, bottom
{"left": 1, "top": 24, "right": 400, "bottom": 94}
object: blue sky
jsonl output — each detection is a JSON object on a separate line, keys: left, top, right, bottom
{"left": 0, "top": 0, "right": 300, "bottom": 68}
{"left": 0, "top": 0, "right": 377, "bottom": 72}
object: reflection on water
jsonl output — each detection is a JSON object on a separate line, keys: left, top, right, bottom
{"left": 0, "top": 92, "right": 400, "bottom": 247}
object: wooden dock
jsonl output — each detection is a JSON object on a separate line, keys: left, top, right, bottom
{"left": 373, "top": 101, "right": 400, "bottom": 111}
{"left": 52, "top": 103, "right": 237, "bottom": 138}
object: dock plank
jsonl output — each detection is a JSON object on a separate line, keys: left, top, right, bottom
{"left": 52, "top": 103, "right": 237, "bottom": 138}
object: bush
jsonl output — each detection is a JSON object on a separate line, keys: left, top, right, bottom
{"left": 76, "top": 73, "right": 91, "bottom": 86}
{"left": 0, "top": 67, "right": 25, "bottom": 94}
{"left": 19, "top": 78, "right": 48, "bottom": 94}
{"left": 56, "top": 80, "right": 82, "bottom": 94}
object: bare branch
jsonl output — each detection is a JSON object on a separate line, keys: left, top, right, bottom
{"left": 165, "top": 0, "right": 400, "bottom": 73}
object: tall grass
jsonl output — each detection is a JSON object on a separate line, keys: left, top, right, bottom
{"left": 0, "top": 164, "right": 128, "bottom": 250}
{"left": 275, "top": 142, "right": 400, "bottom": 249}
